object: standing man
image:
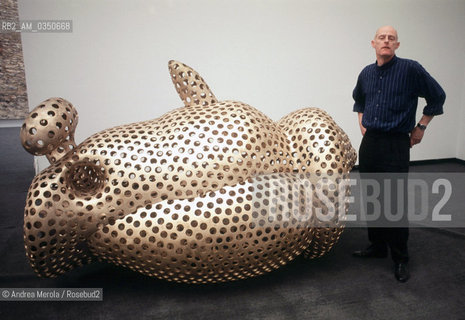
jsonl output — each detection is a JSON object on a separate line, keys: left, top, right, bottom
{"left": 352, "top": 26, "right": 446, "bottom": 282}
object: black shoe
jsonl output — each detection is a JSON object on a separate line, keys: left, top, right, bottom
{"left": 394, "top": 263, "right": 410, "bottom": 283}
{"left": 352, "top": 245, "right": 388, "bottom": 258}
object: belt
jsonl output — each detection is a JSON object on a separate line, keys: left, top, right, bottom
{"left": 365, "top": 129, "right": 409, "bottom": 138}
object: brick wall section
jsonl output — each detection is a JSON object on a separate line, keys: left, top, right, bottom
{"left": 0, "top": 0, "right": 29, "bottom": 120}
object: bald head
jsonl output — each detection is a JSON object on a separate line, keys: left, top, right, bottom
{"left": 375, "top": 25, "right": 398, "bottom": 41}
{"left": 371, "top": 25, "right": 400, "bottom": 65}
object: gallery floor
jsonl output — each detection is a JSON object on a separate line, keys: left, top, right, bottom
{"left": 1, "top": 127, "right": 464, "bottom": 320}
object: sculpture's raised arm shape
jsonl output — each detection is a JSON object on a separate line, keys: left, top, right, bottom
{"left": 168, "top": 60, "right": 217, "bottom": 107}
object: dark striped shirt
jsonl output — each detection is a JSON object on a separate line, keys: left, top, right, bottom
{"left": 353, "top": 55, "right": 446, "bottom": 133}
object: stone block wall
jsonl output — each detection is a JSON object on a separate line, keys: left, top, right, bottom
{"left": 0, "top": 0, "right": 29, "bottom": 120}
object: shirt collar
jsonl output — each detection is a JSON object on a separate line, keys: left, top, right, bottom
{"left": 376, "top": 55, "right": 398, "bottom": 70}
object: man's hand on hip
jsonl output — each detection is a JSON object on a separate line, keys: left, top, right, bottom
{"left": 410, "top": 127, "right": 424, "bottom": 147}
{"left": 360, "top": 124, "right": 367, "bottom": 136}
{"left": 357, "top": 112, "right": 366, "bottom": 136}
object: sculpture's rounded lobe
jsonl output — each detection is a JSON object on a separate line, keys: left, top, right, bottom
{"left": 20, "top": 98, "right": 78, "bottom": 163}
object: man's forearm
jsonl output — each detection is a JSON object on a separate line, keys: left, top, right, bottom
{"left": 358, "top": 112, "right": 366, "bottom": 135}
{"left": 418, "top": 114, "right": 434, "bottom": 126}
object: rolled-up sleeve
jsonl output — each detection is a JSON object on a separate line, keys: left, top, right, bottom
{"left": 415, "top": 63, "right": 446, "bottom": 116}
{"left": 353, "top": 74, "right": 365, "bottom": 113}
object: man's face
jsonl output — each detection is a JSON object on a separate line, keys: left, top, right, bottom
{"left": 371, "top": 26, "right": 400, "bottom": 60}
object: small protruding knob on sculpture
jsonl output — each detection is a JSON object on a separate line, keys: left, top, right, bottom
{"left": 20, "top": 97, "right": 78, "bottom": 164}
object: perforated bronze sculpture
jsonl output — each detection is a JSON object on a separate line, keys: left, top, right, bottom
{"left": 20, "top": 61, "right": 356, "bottom": 283}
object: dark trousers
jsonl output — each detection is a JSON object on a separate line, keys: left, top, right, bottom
{"left": 359, "top": 130, "right": 410, "bottom": 264}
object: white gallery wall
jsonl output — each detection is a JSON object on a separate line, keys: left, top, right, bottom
{"left": 458, "top": 71, "right": 465, "bottom": 159}
{"left": 16, "top": 0, "right": 465, "bottom": 172}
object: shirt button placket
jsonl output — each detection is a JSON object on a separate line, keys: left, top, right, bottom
{"left": 374, "top": 73, "right": 382, "bottom": 119}
{"left": 378, "top": 74, "right": 382, "bottom": 94}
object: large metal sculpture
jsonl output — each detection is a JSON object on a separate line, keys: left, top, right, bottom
{"left": 20, "top": 61, "right": 356, "bottom": 283}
